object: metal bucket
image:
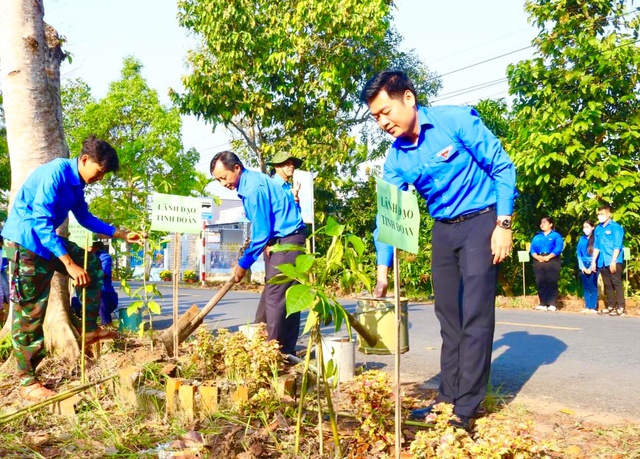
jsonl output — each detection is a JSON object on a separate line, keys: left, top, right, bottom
{"left": 319, "top": 335, "right": 355, "bottom": 384}
{"left": 355, "top": 297, "right": 409, "bottom": 355}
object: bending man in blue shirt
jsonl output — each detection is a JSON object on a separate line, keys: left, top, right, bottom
{"left": 2, "top": 136, "right": 145, "bottom": 401}
{"left": 360, "top": 71, "right": 516, "bottom": 431}
{"left": 211, "top": 151, "right": 306, "bottom": 355}
{"left": 590, "top": 204, "right": 625, "bottom": 316}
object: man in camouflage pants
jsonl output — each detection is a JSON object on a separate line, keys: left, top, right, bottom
{"left": 1, "top": 136, "right": 145, "bottom": 402}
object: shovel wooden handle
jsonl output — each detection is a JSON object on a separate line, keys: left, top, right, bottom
{"left": 159, "top": 279, "right": 236, "bottom": 355}
{"left": 192, "top": 279, "right": 236, "bottom": 324}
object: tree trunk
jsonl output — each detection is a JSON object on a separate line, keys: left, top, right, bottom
{"left": 0, "top": 0, "right": 80, "bottom": 364}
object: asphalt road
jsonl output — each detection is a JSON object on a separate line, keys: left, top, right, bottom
{"left": 120, "top": 283, "right": 640, "bottom": 421}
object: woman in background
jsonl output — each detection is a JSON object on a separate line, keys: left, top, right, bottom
{"left": 530, "top": 216, "right": 564, "bottom": 311}
{"left": 577, "top": 220, "right": 598, "bottom": 314}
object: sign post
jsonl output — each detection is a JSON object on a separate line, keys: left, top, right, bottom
{"left": 375, "top": 179, "right": 420, "bottom": 459}
{"left": 623, "top": 247, "right": 631, "bottom": 298}
{"left": 151, "top": 193, "right": 204, "bottom": 358}
{"left": 517, "top": 251, "right": 530, "bottom": 298}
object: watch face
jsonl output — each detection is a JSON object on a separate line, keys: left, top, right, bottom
{"left": 499, "top": 219, "right": 512, "bottom": 229}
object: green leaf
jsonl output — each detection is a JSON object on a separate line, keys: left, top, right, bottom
{"left": 267, "top": 273, "right": 294, "bottom": 285}
{"left": 270, "top": 243, "right": 304, "bottom": 253}
{"left": 147, "top": 301, "right": 162, "bottom": 315}
{"left": 276, "top": 263, "right": 305, "bottom": 283}
{"left": 285, "top": 284, "right": 316, "bottom": 316}
{"left": 324, "top": 216, "right": 345, "bottom": 237}
{"left": 121, "top": 280, "right": 131, "bottom": 296}
{"left": 295, "top": 254, "right": 315, "bottom": 273}
{"left": 347, "top": 234, "right": 365, "bottom": 257}
{"left": 302, "top": 309, "right": 319, "bottom": 335}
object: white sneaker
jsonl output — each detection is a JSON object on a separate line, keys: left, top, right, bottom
{"left": 586, "top": 309, "right": 597, "bottom": 314}
{"left": 535, "top": 305, "right": 548, "bottom": 311}
{"left": 580, "top": 308, "right": 589, "bottom": 314}
{"left": 547, "top": 305, "right": 557, "bottom": 312}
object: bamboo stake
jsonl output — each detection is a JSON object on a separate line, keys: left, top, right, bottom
{"left": 173, "top": 233, "right": 180, "bottom": 358}
{"left": 294, "top": 337, "right": 315, "bottom": 454}
{"left": 80, "top": 231, "right": 89, "bottom": 384}
{"left": 393, "top": 247, "right": 401, "bottom": 459}
{"left": 0, "top": 374, "right": 117, "bottom": 424}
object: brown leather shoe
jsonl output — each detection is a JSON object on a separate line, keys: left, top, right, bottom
{"left": 20, "top": 382, "right": 55, "bottom": 402}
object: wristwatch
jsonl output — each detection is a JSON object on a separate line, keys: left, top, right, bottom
{"left": 496, "top": 218, "right": 512, "bottom": 229}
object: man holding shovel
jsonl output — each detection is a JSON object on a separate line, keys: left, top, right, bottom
{"left": 1, "top": 135, "right": 145, "bottom": 401}
{"left": 360, "top": 71, "right": 517, "bottom": 431}
{"left": 211, "top": 151, "right": 306, "bottom": 355}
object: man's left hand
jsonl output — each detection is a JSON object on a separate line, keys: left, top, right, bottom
{"left": 610, "top": 261, "right": 617, "bottom": 273}
{"left": 491, "top": 226, "right": 512, "bottom": 264}
{"left": 232, "top": 265, "right": 247, "bottom": 283}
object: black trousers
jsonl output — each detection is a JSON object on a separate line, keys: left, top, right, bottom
{"left": 432, "top": 210, "right": 498, "bottom": 418}
{"left": 599, "top": 263, "right": 625, "bottom": 310}
{"left": 255, "top": 232, "right": 305, "bottom": 355}
{"left": 532, "top": 257, "right": 561, "bottom": 306}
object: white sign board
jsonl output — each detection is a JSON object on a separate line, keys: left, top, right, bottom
{"left": 293, "top": 169, "right": 314, "bottom": 225}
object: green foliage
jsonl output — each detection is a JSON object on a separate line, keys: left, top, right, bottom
{"left": 409, "top": 402, "right": 557, "bottom": 458}
{"left": 120, "top": 276, "right": 163, "bottom": 338}
{"left": 507, "top": 0, "right": 640, "bottom": 292}
{"left": 191, "top": 324, "right": 283, "bottom": 388}
{"left": 271, "top": 217, "right": 372, "bottom": 332}
{"left": 343, "top": 370, "right": 397, "bottom": 447}
{"left": 0, "top": 334, "right": 12, "bottom": 361}
{"left": 61, "top": 57, "right": 202, "bottom": 232}
{"left": 0, "top": 92, "right": 10, "bottom": 219}
{"left": 173, "top": 0, "right": 440, "bottom": 220}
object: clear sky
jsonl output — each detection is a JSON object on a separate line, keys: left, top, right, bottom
{"left": 44, "top": 0, "right": 538, "bottom": 187}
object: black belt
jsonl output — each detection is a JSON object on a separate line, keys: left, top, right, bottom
{"left": 438, "top": 205, "right": 495, "bottom": 224}
{"left": 268, "top": 227, "right": 306, "bottom": 246}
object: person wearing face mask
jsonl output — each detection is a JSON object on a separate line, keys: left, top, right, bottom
{"left": 530, "top": 216, "right": 564, "bottom": 312}
{"left": 576, "top": 220, "right": 598, "bottom": 314}
{"left": 590, "top": 205, "right": 625, "bottom": 316}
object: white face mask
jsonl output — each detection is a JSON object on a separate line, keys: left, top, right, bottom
{"left": 583, "top": 229, "right": 592, "bottom": 236}
{"left": 597, "top": 214, "right": 607, "bottom": 223}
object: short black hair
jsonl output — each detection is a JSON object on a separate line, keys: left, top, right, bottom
{"left": 210, "top": 150, "right": 244, "bottom": 175}
{"left": 541, "top": 216, "right": 555, "bottom": 228}
{"left": 598, "top": 204, "right": 613, "bottom": 212}
{"left": 92, "top": 241, "right": 106, "bottom": 252}
{"left": 81, "top": 135, "right": 119, "bottom": 172}
{"left": 360, "top": 70, "right": 417, "bottom": 105}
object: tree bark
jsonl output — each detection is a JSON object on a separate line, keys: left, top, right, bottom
{"left": 0, "top": 0, "right": 80, "bottom": 364}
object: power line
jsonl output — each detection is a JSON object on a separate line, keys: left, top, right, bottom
{"left": 437, "top": 46, "right": 533, "bottom": 79}
{"left": 429, "top": 37, "right": 640, "bottom": 105}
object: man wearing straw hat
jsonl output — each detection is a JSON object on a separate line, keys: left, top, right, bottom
{"left": 360, "top": 71, "right": 517, "bottom": 431}
{"left": 211, "top": 150, "right": 306, "bottom": 356}
{"left": 1, "top": 136, "right": 145, "bottom": 402}
{"left": 267, "top": 152, "right": 303, "bottom": 205}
